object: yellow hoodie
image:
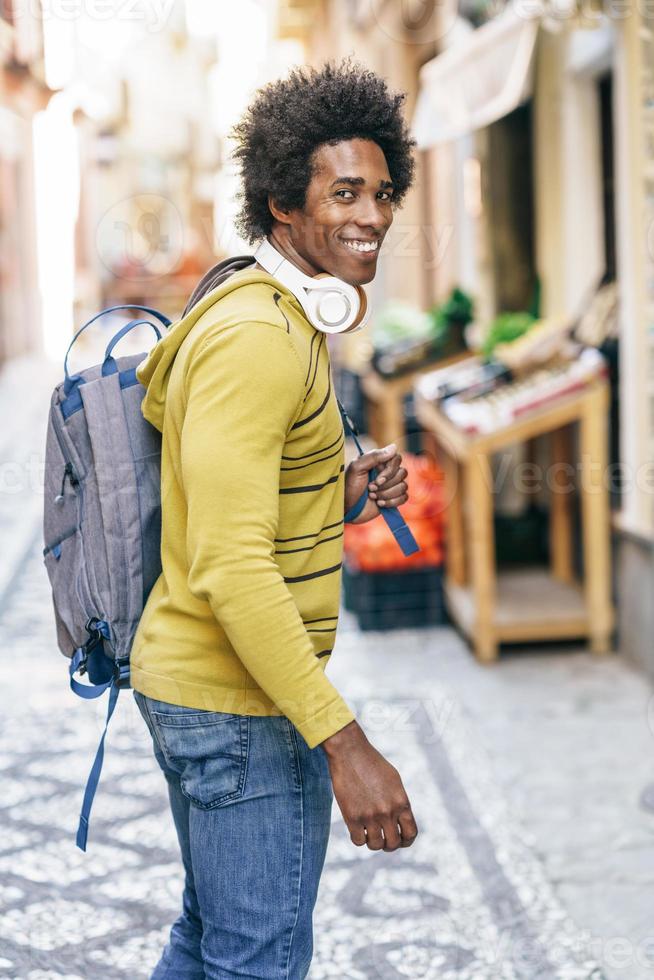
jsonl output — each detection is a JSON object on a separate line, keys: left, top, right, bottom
{"left": 130, "top": 267, "right": 356, "bottom": 748}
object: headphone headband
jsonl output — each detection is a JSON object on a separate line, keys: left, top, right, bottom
{"left": 253, "top": 238, "right": 369, "bottom": 335}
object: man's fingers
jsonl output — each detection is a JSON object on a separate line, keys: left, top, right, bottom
{"left": 370, "top": 471, "right": 407, "bottom": 497}
{"left": 350, "top": 442, "right": 401, "bottom": 474}
{"left": 377, "top": 492, "right": 409, "bottom": 509}
{"left": 372, "top": 476, "right": 409, "bottom": 507}
{"left": 381, "top": 818, "right": 402, "bottom": 852}
{"left": 363, "top": 824, "right": 385, "bottom": 851}
{"left": 369, "top": 459, "right": 403, "bottom": 491}
{"left": 384, "top": 466, "right": 408, "bottom": 488}
{"left": 349, "top": 822, "right": 367, "bottom": 847}
{"left": 398, "top": 806, "right": 418, "bottom": 847}
{"left": 349, "top": 811, "right": 416, "bottom": 849}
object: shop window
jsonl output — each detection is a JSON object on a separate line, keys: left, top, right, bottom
{"left": 485, "top": 101, "right": 537, "bottom": 316}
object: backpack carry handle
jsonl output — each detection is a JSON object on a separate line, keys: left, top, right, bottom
{"left": 101, "top": 318, "right": 163, "bottom": 377}
{"left": 64, "top": 304, "right": 172, "bottom": 394}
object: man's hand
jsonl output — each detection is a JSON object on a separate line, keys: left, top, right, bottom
{"left": 344, "top": 444, "right": 409, "bottom": 524}
{"left": 321, "top": 720, "right": 418, "bottom": 851}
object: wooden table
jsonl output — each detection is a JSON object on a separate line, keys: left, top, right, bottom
{"left": 414, "top": 379, "right": 615, "bottom": 662}
{"left": 360, "top": 352, "right": 471, "bottom": 448}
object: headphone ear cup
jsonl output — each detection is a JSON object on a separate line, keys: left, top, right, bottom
{"left": 311, "top": 273, "right": 367, "bottom": 333}
{"left": 347, "top": 286, "right": 368, "bottom": 332}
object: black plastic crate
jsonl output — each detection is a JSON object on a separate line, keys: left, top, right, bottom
{"left": 494, "top": 505, "right": 549, "bottom": 565}
{"left": 342, "top": 563, "right": 447, "bottom": 630}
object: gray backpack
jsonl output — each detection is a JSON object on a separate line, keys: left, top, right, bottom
{"left": 43, "top": 304, "right": 172, "bottom": 850}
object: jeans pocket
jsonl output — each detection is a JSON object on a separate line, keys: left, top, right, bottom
{"left": 149, "top": 704, "right": 250, "bottom": 810}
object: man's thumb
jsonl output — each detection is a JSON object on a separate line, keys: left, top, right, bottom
{"left": 365, "top": 444, "right": 396, "bottom": 468}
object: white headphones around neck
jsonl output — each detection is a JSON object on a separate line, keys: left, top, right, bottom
{"left": 253, "top": 237, "right": 369, "bottom": 335}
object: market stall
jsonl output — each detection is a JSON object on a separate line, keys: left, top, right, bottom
{"left": 415, "top": 350, "right": 614, "bottom": 661}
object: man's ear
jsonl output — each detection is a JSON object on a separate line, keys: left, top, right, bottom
{"left": 268, "top": 194, "right": 291, "bottom": 224}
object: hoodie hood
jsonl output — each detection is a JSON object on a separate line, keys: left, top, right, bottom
{"left": 135, "top": 256, "right": 305, "bottom": 432}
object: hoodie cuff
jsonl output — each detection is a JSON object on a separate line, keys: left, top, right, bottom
{"left": 296, "top": 697, "right": 356, "bottom": 749}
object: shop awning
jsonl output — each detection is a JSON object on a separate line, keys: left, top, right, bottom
{"left": 411, "top": 2, "right": 540, "bottom": 148}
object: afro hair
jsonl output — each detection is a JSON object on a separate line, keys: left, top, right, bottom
{"left": 229, "top": 56, "right": 417, "bottom": 243}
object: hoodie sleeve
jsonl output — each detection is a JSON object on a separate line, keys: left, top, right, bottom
{"left": 180, "top": 320, "right": 355, "bottom": 748}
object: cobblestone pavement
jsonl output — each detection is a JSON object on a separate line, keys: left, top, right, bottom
{"left": 0, "top": 355, "right": 652, "bottom": 979}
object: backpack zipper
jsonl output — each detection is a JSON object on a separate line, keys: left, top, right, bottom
{"left": 52, "top": 409, "right": 81, "bottom": 494}
{"left": 55, "top": 461, "right": 80, "bottom": 504}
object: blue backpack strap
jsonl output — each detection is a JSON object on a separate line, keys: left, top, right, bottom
{"left": 68, "top": 620, "right": 123, "bottom": 851}
{"left": 76, "top": 682, "right": 120, "bottom": 851}
{"left": 344, "top": 489, "right": 368, "bottom": 524}
{"left": 338, "top": 398, "right": 420, "bottom": 557}
{"left": 69, "top": 647, "right": 113, "bottom": 699}
{"left": 338, "top": 400, "right": 370, "bottom": 522}
{"left": 63, "top": 305, "right": 172, "bottom": 394}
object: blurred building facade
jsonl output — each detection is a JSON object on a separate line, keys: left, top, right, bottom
{"left": 0, "top": 0, "right": 52, "bottom": 363}
{"left": 0, "top": 1, "right": 221, "bottom": 364}
{"left": 85, "top": 20, "right": 220, "bottom": 317}
{"left": 0, "top": 0, "right": 305, "bottom": 367}
{"left": 282, "top": 0, "right": 654, "bottom": 672}
{"left": 52, "top": 2, "right": 220, "bottom": 332}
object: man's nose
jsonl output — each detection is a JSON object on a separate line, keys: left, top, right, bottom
{"left": 353, "top": 195, "right": 389, "bottom": 231}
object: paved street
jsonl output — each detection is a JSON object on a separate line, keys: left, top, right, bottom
{"left": 0, "top": 355, "right": 653, "bottom": 979}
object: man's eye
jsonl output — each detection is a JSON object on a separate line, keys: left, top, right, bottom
{"left": 335, "top": 190, "right": 393, "bottom": 201}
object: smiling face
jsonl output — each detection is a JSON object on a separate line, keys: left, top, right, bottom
{"left": 266, "top": 138, "right": 395, "bottom": 286}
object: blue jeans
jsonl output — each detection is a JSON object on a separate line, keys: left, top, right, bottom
{"left": 133, "top": 690, "right": 334, "bottom": 979}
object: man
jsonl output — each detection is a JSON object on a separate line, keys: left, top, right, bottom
{"left": 131, "top": 57, "right": 418, "bottom": 979}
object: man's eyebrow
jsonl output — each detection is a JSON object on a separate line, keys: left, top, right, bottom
{"left": 329, "top": 176, "right": 395, "bottom": 190}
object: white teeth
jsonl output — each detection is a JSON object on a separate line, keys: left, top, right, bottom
{"left": 342, "top": 239, "right": 379, "bottom": 253}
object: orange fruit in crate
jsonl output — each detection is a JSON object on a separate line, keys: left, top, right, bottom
{"left": 344, "top": 452, "right": 446, "bottom": 572}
